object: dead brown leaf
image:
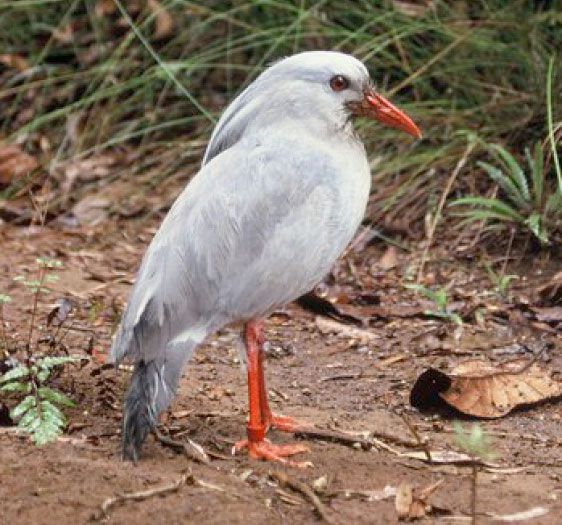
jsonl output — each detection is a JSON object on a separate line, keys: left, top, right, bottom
{"left": 536, "top": 271, "right": 562, "bottom": 305}
{"left": 94, "top": 0, "right": 117, "bottom": 17}
{"left": 53, "top": 23, "right": 74, "bottom": 43}
{"left": 148, "top": 0, "right": 174, "bottom": 39}
{"left": 411, "top": 359, "right": 562, "bottom": 418}
{"left": 58, "top": 154, "right": 117, "bottom": 196}
{"left": 392, "top": 1, "right": 434, "bottom": 18}
{"left": 395, "top": 480, "right": 443, "bottom": 520}
{"left": 529, "top": 306, "right": 562, "bottom": 323}
{"left": 378, "top": 245, "right": 399, "bottom": 270}
{"left": 0, "top": 143, "right": 39, "bottom": 186}
{"left": 0, "top": 54, "right": 30, "bottom": 72}
{"left": 71, "top": 195, "right": 111, "bottom": 226}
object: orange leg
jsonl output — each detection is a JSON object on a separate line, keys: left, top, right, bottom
{"left": 233, "top": 319, "right": 310, "bottom": 467}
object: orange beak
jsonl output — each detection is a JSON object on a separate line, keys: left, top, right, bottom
{"left": 351, "top": 90, "right": 422, "bottom": 139}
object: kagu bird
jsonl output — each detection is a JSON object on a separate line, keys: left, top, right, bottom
{"left": 110, "top": 51, "right": 421, "bottom": 466}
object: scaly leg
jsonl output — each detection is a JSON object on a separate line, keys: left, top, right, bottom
{"left": 233, "top": 319, "right": 310, "bottom": 467}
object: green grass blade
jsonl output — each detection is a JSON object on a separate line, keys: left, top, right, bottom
{"left": 546, "top": 55, "right": 562, "bottom": 192}
{"left": 476, "top": 161, "right": 529, "bottom": 210}
{"left": 488, "top": 144, "right": 530, "bottom": 202}
{"left": 530, "top": 142, "right": 544, "bottom": 209}
{"left": 450, "top": 196, "right": 525, "bottom": 222}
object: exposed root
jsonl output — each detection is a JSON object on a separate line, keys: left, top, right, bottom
{"left": 93, "top": 471, "right": 193, "bottom": 521}
{"left": 271, "top": 471, "right": 339, "bottom": 525}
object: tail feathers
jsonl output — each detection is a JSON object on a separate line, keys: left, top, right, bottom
{"left": 121, "top": 343, "right": 192, "bottom": 461}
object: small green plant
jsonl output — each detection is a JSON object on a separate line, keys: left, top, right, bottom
{"left": 0, "top": 258, "right": 76, "bottom": 445}
{"left": 483, "top": 263, "right": 518, "bottom": 299}
{"left": 454, "top": 422, "right": 497, "bottom": 525}
{"left": 450, "top": 141, "right": 562, "bottom": 245}
{"left": 405, "top": 284, "right": 463, "bottom": 325}
{"left": 0, "top": 356, "right": 75, "bottom": 445}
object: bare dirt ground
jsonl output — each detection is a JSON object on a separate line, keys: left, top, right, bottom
{"left": 1, "top": 219, "right": 561, "bottom": 524}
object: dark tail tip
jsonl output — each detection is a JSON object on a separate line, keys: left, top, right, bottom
{"left": 121, "top": 360, "right": 158, "bottom": 461}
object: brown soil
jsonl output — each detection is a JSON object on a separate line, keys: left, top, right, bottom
{"left": 1, "top": 221, "right": 561, "bottom": 525}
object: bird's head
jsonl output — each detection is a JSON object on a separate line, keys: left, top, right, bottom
{"left": 268, "top": 51, "right": 422, "bottom": 138}
{"left": 203, "top": 51, "right": 421, "bottom": 164}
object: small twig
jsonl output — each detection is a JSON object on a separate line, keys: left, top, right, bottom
{"left": 471, "top": 462, "right": 478, "bottom": 525}
{"left": 417, "top": 141, "right": 475, "bottom": 282}
{"left": 271, "top": 471, "right": 338, "bottom": 525}
{"left": 399, "top": 413, "right": 432, "bottom": 462}
{"left": 295, "top": 426, "right": 417, "bottom": 453}
{"left": 153, "top": 429, "right": 210, "bottom": 464}
{"left": 319, "top": 372, "right": 363, "bottom": 382}
{"left": 500, "top": 226, "right": 516, "bottom": 278}
{"left": 369, "top": 429, "right": 420, "bottom": 450}
{"left": 95, "top": 471, "right": 193, "bottom": 520}
{"left": 294, "top": 427, "right": 373, "bottom": 451}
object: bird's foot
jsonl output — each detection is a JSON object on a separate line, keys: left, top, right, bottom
{"left": 233, "top": 439, "right": 312, "bottom": 468}
{"left": 268, "top": 414, "right": 312, "bottom": 433}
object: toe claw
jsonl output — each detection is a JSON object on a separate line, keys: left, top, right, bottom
{"left": 233, "top": 438, "right": 311, "bottom": 468}
{"left": 269, "top": 414, "right": 312, "bottom": 433}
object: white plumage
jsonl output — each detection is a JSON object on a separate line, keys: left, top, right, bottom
{"left": 110, "top": 51, "right": 420, "bottom": 462}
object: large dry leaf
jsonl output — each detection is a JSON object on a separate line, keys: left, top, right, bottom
{"left": 411, "top": 359, "right": 561, "bottom": 418}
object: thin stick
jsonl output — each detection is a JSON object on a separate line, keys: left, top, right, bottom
{"left": 294, "top": 427, "right": 373, "bottom": 450}
{"left": 471, "top": 463, "right": 478, "bottom": 525}
{"left": 417, "top": 141, "right": 476, "bottom": 282}
{"left": 546, "top": 55, "right": 562, "bottom": 191}
{"left": 97, "top": 471, "right": 192, "bottom": 520}
{"left": 399, "top": 413, "right": 431, "bottom": 461}
{"left": 271, "top": 471, "right": 338, "bottom": 525}
{"left": 295, "top": 426, "right": 418, "bottom": 451}
{"left": 389, "top": 32, "right": 472, "bottom": 96}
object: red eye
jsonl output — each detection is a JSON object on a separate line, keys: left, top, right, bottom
{"left": 329, "top": 75, "right": 349, "bottom": 92}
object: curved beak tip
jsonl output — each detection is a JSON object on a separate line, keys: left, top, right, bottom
{"left": 365, "top": 92, "right": 422, "bottom": 139}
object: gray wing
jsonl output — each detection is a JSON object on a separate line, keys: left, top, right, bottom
{"left": 110, "top": 136, "right": 345, "bottom": 365}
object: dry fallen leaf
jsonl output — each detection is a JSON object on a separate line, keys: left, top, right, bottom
{"left": 148, "top": 0, "right": 174, "bottom": 39}
{"left": 0, "top": 54, "right": 29, "bottom": 72}
{"left": 529, "top": 306, "right": 562, "bottom": 323}
{"left": 395, "top": 482, "right": 414, "bottom": 519}
{"left": 52, "top": 23, "right": 74, "bottom": 43}
{"left": 392, "top": 1, "right": 434, "bottom": 17}
{"left": 395, "top": 480, "right": 443, "bottom": 520}
{"left": 411, "top": 359, "right": 562, "bottom": 418}
{"left": 536, "top": 271, "right": 562, "bottom": 304}
{"left": 71, "top": 195, "right": 111, "bottom": 226}
{"left": 0, "top": 143, "right": 39, "bottom": 186}
{"left": 94, "top": 0, "right": 117, "bottom": 17}
{"left": 378, "top": 245, "right": 399, "bottom": 270}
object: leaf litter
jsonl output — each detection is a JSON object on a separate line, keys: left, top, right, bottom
{"left": 411, "top": 358, "right": 562, "bottom": 418}
{"left": 0, "top": 210, "right": 561, "bottom": 523}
